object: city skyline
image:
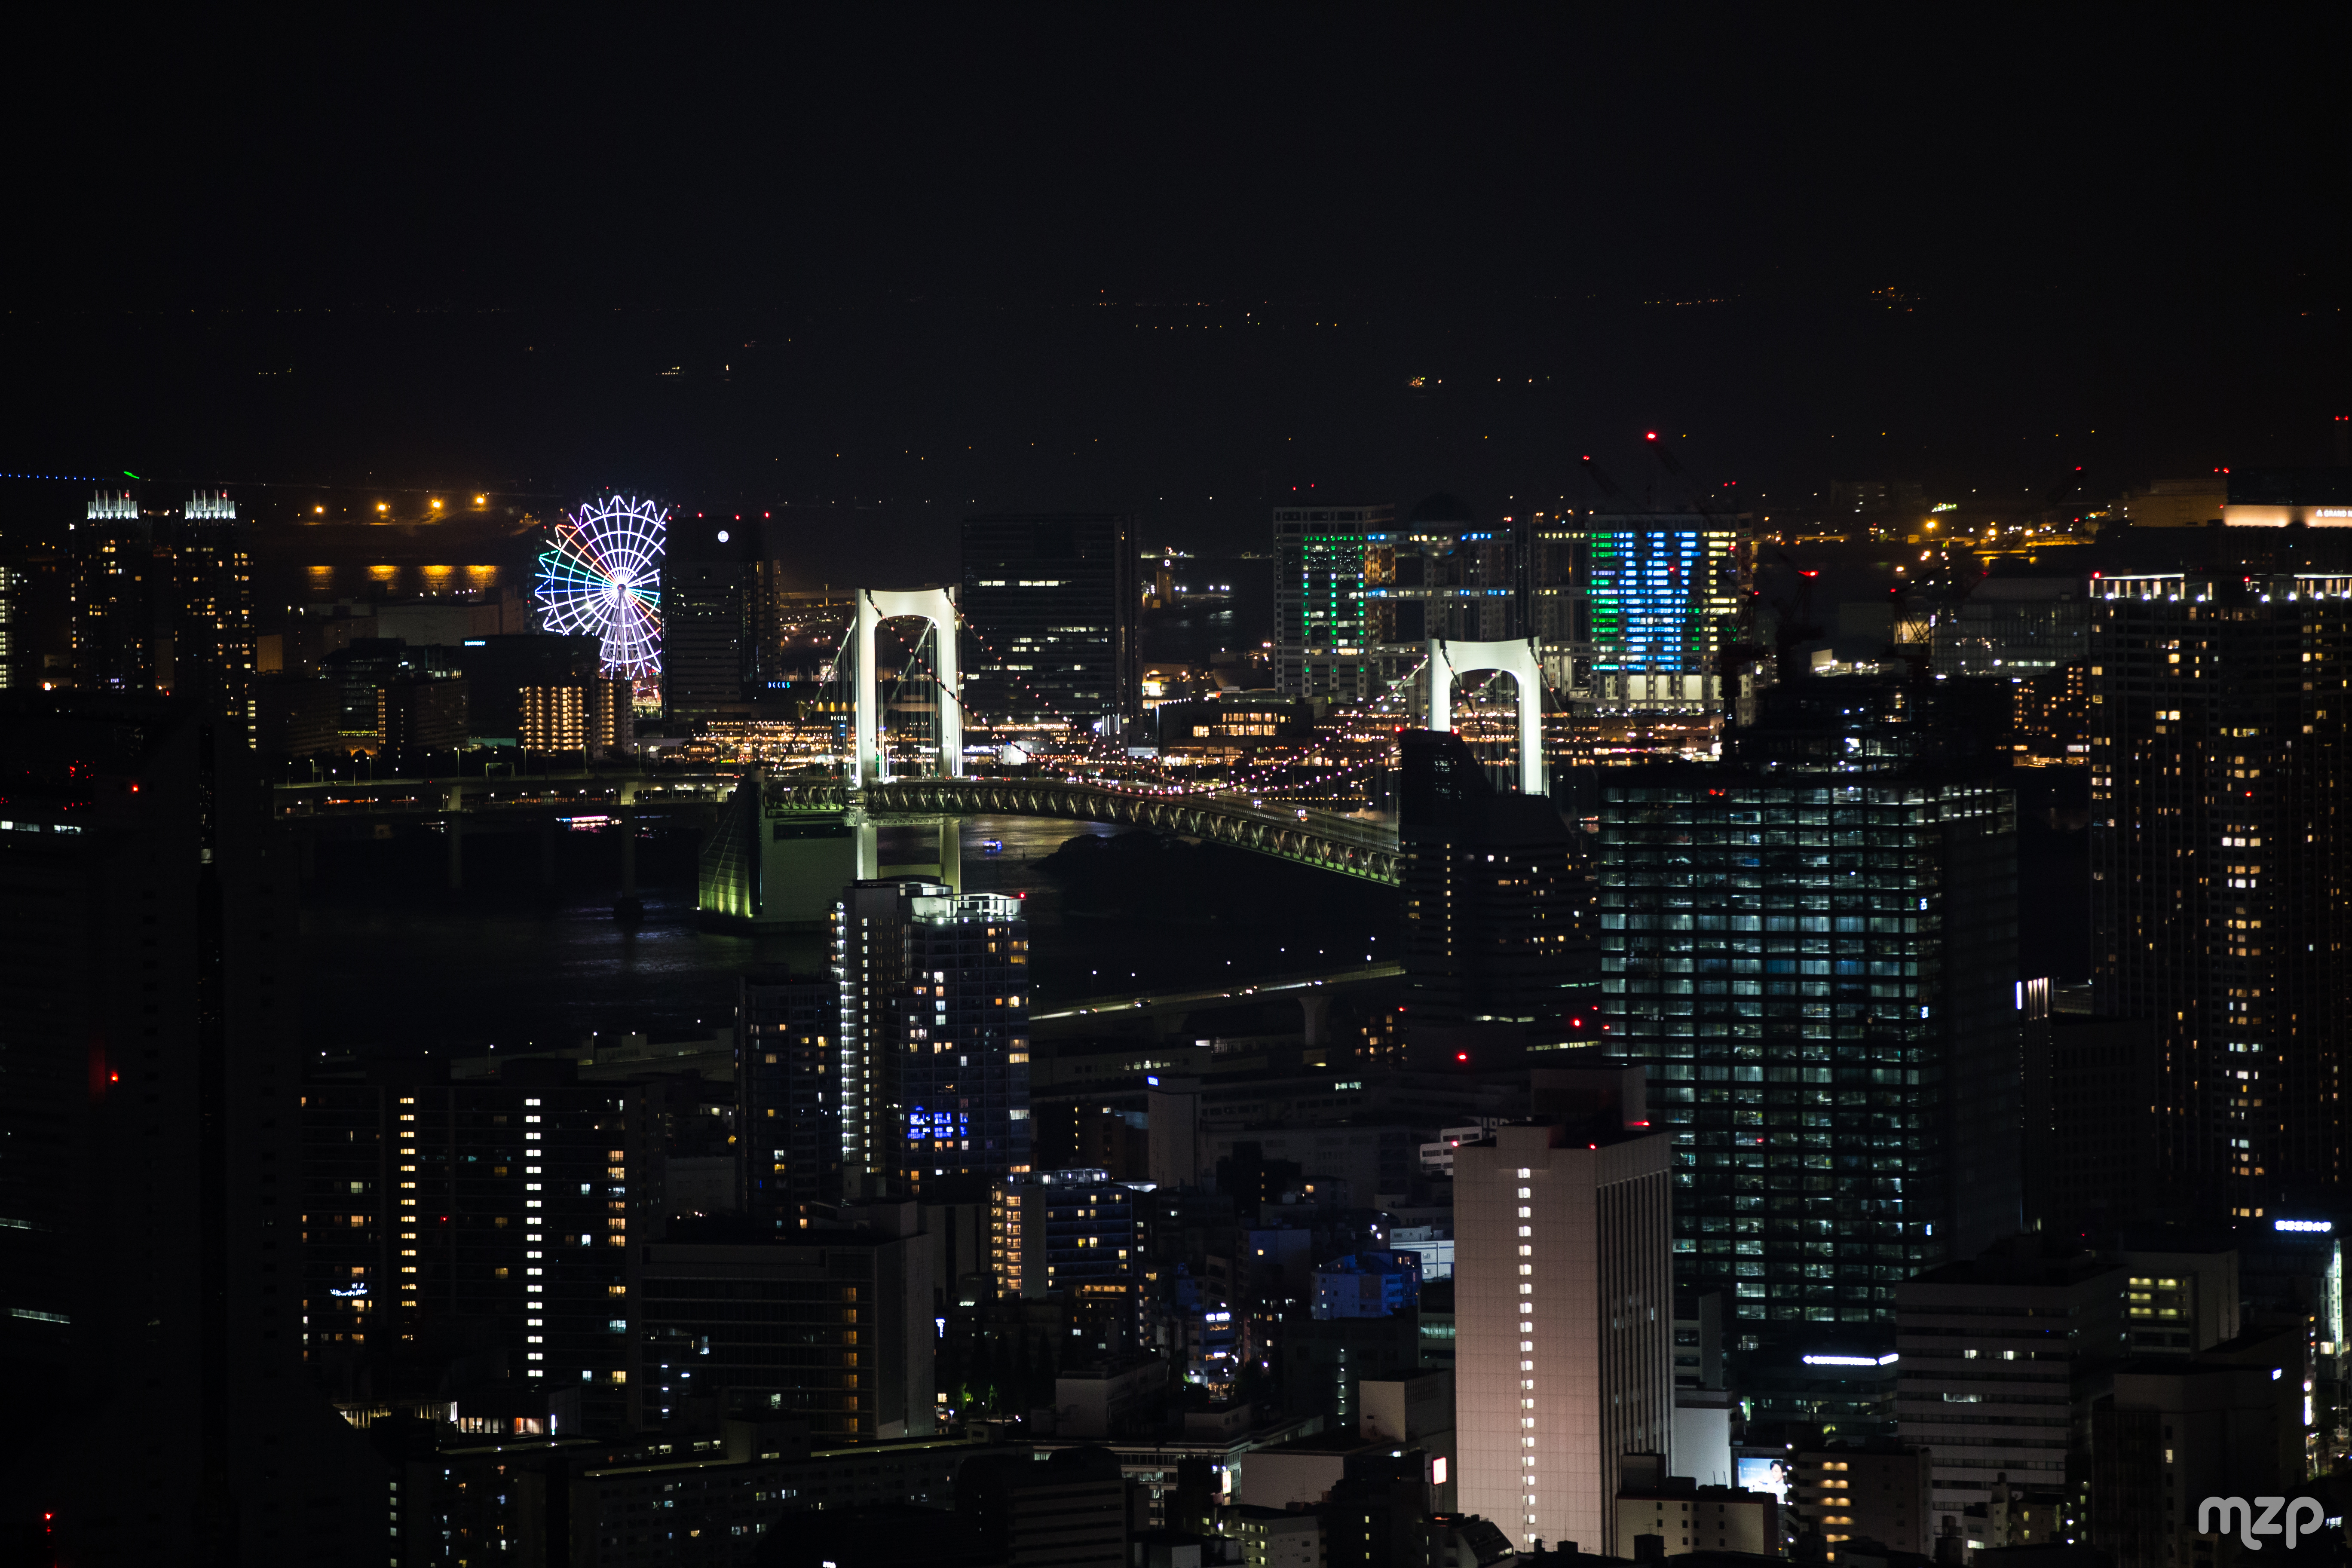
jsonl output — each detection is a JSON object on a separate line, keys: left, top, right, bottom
{"left": 9, "top": 14, "right": 2352, "bottom": 1565}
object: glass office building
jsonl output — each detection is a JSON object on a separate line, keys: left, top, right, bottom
{"left": 1531, "top": 514, "right": 1744, "bottom": 712}
{"left": 1596, "top": 770, "right": 2020, "bottom": 1327}
{"left": 1273, "top": 503, "right": 1394, "bottom": 702}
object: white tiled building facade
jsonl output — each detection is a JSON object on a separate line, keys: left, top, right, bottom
{"left": 1456, "top": 1121, "right": 1674, "bottom": 1552}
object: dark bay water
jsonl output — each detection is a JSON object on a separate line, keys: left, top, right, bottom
{"left": 297, "top": 810, "right": 1398, "bottom": 1057}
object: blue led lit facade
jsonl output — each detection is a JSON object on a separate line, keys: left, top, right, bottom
{"left": 1531, "top": 514, "right": 1745, "bottom": 712}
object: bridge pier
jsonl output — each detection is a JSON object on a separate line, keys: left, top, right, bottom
{"left": 443, "top": 784, "right": 466, "bottom": 891}
{"left": 614, "top": 783, "right": 644, "bottom": 923}
{"left": 1299, "top": 992, "right": 1330, "bottom": 1048}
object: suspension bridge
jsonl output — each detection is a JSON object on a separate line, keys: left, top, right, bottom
{"left": 692, "top": 590, "right": 1559, "bottom": 926}
{"left": 268, "top": 586, "right": 1563, "bottom": 921}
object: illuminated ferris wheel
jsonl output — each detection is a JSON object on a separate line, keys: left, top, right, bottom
{"left": 536, "top": 496, "right": 666, "bottom": 680}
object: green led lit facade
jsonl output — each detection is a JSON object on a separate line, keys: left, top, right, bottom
{"left": 1274, "top": 504, "right": 1394, "bottom": 701}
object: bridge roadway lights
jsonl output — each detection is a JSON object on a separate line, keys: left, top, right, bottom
{"left": 758, "top": 776, "right": 1402, "bottom": 885}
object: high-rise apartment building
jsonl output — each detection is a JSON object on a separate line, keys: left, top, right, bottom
{"left": 900, "top": 890, "right": 1032, "bottom": 1187}
{"left": 70, "top": 490, "right": 162, "bottom": 692}
{"left": 1272, "top": 502, "right": 1394, "bottom": 702}
{"left": 174, "top": 489, "right": 255, "bottom": 729}
{"left": 961, "top": 511, "right": 1139, "bottom": 734}
{"left": 300, "top": 1067, "right": 657, "bottom": 1432}
{"left": 376, "top": 669, "right": 469, "bottom": 755}
{"left": 990, "top": 1167, "right": 1138, "bottom": 1298}
{"left": 1596, "top": 766, "right": 2021, "bottom": 1326}
{"left": 1, "top": 693, "right": 380, "bottom": 1562}
{"left": 739, "top": 969, "right": 843, "bottom": 1227}
{"left": 1788, "top": 1442, "right": 1932, "bottom": 1557}
{"left": 515, "top": 676, "right": 629, "bottom": 755}
{"left": 1531, "top": 514, "right": 1745, "bottom": 711}
{"left": 1455, "top": 1116, "right": 1674, "bottom": 1553}
{"left": 69, "top": 489, "right": 256, "bottom": 729}
{"left": 520, "top": 683, "right": 591, "bottom": 752}
{"left": 0, "top": 561, "right": 22, "bottom": 689}
{"left": 991, "top": 1167, "right": 1139, "bottom": 1355}
{"left": 2089, "top": 573, "right": 2352, "bottom": 1218}
{"left": 834, "top": 879, "right": 1032, "bottom": 1196}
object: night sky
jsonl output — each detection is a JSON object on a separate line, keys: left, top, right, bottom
{"left": 7, "top": 13, "right": 2349, "bottom": 578}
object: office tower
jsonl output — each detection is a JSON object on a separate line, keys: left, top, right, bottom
{"left": 959, "top": 1448, "right": 1132, "bottom": 1566}
{"left": 1272, "top": 502, "right": 1394, "bottom": 702}
{"left": 2020, "top": 986, "right": 2158, "bottom": 1240}
{"left": 639, "top": 1208, "right": 936, "bottom": 1440}
{"left": 738, "top": 968, "right": 843, "bottom": 1227}
{"left": 1936, "top": 571, "right": 2090, "bottom": 678}
{"left": 0, "top": 692, "right": 380, "bottom": 1562}
{"left": 1363, "top": 494, "right": 1522, "bottom": 646}
{"left": 992, "top": 1167, "right": 1139, "bottom": 1354}
{"left": 1526, "top": 510, "right": 1585, "bottom": 671}
{"left": 1400, "top": 729, "right": 1586, "bottom": 1022}
{"left": 961, "top": 511, "right": 1139, "bottom": 734}
{"left": 300, "top": 1067, "right": 655, "bottom": 1431}
{"left": 2116, "top": 1242, "right": 2238, "bottom": 1357}
{"left": 1894, "top": 1243, "right": 2126, "bottom": 1523}
{"left": 2089, "top": 573, "right": 2352, "bottom": 1219}
{"left": 1529, "top": 513, "right": 1744, "bottom": 712}
{"left": 835, "top": 879, "right": 1032, "bottom": 1196}
{"left": 664, "top": 557, "right": 750, "bottom": 717}
{"left": 1597, "top": 765, "right": 2021, "bottom": 1326}
{"left": 1455, "top": 1117, "right": 1673, "bottom": 1553}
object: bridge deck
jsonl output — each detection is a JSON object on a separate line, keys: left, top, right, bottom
{"left": 268, "top": 770, "right": 1403, "bottom": 884}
